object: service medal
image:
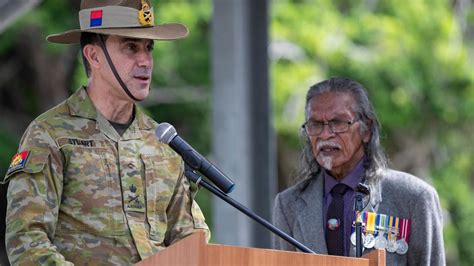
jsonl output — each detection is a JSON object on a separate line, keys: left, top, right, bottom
{"left": 363, "top": 212, "right": 376, "bottom": 249}
{"left": 374, "top": 235, "right": 387, "bottom": 249}
{"left": 373, "top": 213, "right": 388, "bottom": 249}
{"left": 364, "top": 233, "right": 375, "bottom": 249}
{"left": 386, "top": 239, "right": 398, "bottom": 253}
{"left": 396, "top": 239, "right": 408, "bottom": 255}
{"left": 396, "top": 218, "right": 411, "bottom": 255}
{"left": 385, "top": 215, "right": 399, "bottom": 253}
{"left": 350, "top": 231, "right": 365, "bottom": 246}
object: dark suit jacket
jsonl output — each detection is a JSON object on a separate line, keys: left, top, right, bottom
{"left": 272, "top": 169, "right": 445, "bottom": 265}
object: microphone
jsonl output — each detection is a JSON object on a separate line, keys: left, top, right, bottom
{"left": 355, "top": 183, "right": 370, "bottom": 195}
{"left": 354, "top": 182, "right": 370, "bottom": 257}
{"left": 155, "top": 122, "right": 235, "bottom": 194}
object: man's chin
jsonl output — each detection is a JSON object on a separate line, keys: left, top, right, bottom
{"left": 131, "top": 87, "right": 150, "bottom": 101}
{"left": 317, "top": 156, "right": 333, "bottom": 171}
{"left": 135, "top": 94, "right": 148, "bottom": 102}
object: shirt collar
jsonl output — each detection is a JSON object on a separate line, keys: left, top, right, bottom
{"left": 67, "top": 86, "right": 97, "bottom": 120}
{"left": 324, "top": 157, "right": 366, "bottom": 196}
{"left": 66, "top": 86, "right": 155, "bottom": 131}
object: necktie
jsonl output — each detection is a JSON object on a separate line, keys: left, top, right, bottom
{"left": 326, "top": 183, "right": 349, "bottom": 256}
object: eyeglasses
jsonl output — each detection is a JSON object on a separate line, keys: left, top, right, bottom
{"left": 302, "top": 118, "right": 359, "bottom": 136}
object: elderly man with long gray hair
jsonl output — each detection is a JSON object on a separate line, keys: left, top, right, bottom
{"left": 272, "top": 77, "right": 445, "bottom": 265}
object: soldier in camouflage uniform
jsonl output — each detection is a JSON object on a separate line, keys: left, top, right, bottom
{"left": 2, "top": 0, "right": 210, "bottom": 265}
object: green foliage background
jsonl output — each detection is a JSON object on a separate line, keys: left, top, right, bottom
{"left": 0, "top": 0, "right": 473, "bottom": 265}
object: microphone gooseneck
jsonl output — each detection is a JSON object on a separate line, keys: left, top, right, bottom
{"left": 155, "top": 123, "right": 235, "bottom": 194}
{"left": 156, "top": 122, "right": 315, "bottom": 254}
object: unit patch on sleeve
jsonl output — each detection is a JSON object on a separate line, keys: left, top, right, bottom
{"left": 7, "top": 151, "right": 30, "bottom": 175}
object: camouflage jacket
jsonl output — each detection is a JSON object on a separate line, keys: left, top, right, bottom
{"left": 3, "top": 87, "right": 210, "bottom": 265}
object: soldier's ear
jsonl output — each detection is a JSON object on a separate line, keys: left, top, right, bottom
{"left": 83, "top": 44, "right": 100, "bottom": 68}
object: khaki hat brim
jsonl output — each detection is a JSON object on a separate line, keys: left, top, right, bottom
{"left": 46, "top": 23, "right": 188, "bottom": 44}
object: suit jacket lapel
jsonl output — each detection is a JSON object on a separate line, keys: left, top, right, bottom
{"left": 366, "top": 175, "right": 383, "bottom": 212}
{"left": 295, "top": 174, "right": 327, "bottom": 254}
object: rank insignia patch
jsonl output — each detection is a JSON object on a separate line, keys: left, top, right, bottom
{"left": 7, "top": 151, "right": 30, "bottom": 175}
{"left": 126, "top": 184, "right": 144, "bottom": 211}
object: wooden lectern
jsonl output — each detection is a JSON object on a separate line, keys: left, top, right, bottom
{"left": 136, "top": 232, "right": 386, "bottom": 266}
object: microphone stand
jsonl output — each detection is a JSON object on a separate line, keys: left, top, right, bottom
{"left": 354, "top": 195, "right": 364, "bottom": 257}
{"left": 185, "top": 164, "right": 315, "bottom": 254}
{"left": 354, "top": 183, "right": 370, "bottom": 257}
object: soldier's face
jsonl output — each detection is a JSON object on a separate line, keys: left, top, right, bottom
{"left": 100, "top": 35, "right": 154, "bottom": 101}
{"left": 307, "top": 92, "right": 370, "bottom": 180}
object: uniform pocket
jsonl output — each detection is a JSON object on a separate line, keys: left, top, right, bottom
{"left": 61, "top": 145, "right": 125, "bottom": 235}
{"left": 141, "top": 154, "right": 179, "bottom": 242}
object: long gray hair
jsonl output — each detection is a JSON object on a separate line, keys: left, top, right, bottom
{"left": 295, "top": 77, "right": 387, "bottom": 192}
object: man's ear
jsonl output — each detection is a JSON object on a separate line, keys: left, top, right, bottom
{"left": 83, "top": 44, "right": 101, "bottom": 69}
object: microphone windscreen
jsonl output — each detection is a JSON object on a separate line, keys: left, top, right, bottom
{"left": 155, "top": 122, "right": 177, "bottom": 144}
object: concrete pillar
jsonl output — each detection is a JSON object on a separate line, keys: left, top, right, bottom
{"left": 211, "top": 0, "right": 276, "bottom": 248}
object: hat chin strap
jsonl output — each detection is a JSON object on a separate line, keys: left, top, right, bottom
{"left": 98, "top": 35, "right": 142, "bottom": 102}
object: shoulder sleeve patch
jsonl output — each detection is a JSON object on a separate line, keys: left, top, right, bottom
{"left": 7, "top": 151, "right": 30, "bottom": 175}
{"left": 3, "top": 149, "right": 49, "bottom": 184}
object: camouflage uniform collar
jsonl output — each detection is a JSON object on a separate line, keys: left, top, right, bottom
{"left": 67, "top": 86, "right": 98, "bottom": 120}
{"left": 67, "top": 86, "right": 155, "bottom": 130}
{"left": 135, "top": 106, "right": 155, "bottom": 130}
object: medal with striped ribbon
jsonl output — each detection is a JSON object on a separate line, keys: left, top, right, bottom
{"left": 374, "top": 213, "right": 388, "bottom": 249}
{"left": 363, "top": 211, "right": 376, "bottom": 248}
{"left": 396, "top": 218, "right": 410, "bottom": 254}
{"left": 386, "top": 216, "right": 399, "bottom": 253}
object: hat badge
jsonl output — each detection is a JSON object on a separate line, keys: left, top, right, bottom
{"left": 138, "top": 0, "right": 154, "bottom": 26}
